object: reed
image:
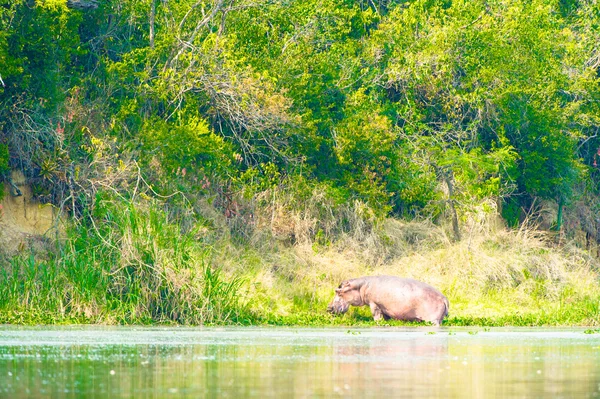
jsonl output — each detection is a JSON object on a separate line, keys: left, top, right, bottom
{"left": 0, "top": 199, "right": 247, "bottom": 325}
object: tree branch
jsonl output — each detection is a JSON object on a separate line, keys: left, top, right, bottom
{"left": 66, "top": 0, "right": 99, "bottom": 11}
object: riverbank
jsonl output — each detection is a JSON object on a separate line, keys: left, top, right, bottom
{"left": 1, "top": 205, "right": 598, "bottom": 327}
{"left": 2, "top": 0, "right": 600, "bottom": 329}
{"left": 228, "top": 219, "right": 600, "bottom": 327}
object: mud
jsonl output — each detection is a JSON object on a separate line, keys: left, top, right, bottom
{"left": 0, "top": 171, "right": 58, "bottom": 253}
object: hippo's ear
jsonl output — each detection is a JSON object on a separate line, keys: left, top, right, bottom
{"left": 335, "top": 280, "right": 354, "bottom": 293}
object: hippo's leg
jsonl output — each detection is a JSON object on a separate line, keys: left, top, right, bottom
{"left": 369, "top": 303, "right": 384, "bottom": 321}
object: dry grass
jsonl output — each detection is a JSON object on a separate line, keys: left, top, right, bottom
{"left": 229, "top": 203, "right": 600, "bottom": 325}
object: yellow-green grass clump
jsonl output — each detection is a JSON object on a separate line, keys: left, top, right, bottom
{"left": 230, "top": 219, "right": 600, "bottom": 326}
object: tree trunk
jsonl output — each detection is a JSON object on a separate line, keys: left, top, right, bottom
{"left": 149, "top": 0, "right": 156, "bottom": 49}
{"left": 443, "top": 169, "right": 461, "bottom": 242}
{"left": 556, "top": 198, "right": 563, "bottom": 232}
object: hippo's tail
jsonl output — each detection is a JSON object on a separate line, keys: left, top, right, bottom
{"left": 443, "top": 297, "right": 450, "bottom": 318}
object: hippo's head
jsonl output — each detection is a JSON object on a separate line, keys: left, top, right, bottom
{"left": 327, "top": 279, "right": 363, "bottom": 314}
{"left": 327, "top": 294, "right": 350, "bottom": 314}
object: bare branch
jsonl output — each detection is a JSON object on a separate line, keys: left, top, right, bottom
{"left": 171, "top": 0, "right": 225, "bottom": 65}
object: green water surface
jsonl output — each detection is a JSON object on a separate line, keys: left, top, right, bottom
{"left": 0, "top": 327, "right": 599, "bottom": 398}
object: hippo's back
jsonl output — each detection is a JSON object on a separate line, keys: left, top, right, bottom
{"left": 364, "top": 275, "right": 442, "bottom": 294}
{"left": 363, "top": 275, "right": 448, "bottom": 323}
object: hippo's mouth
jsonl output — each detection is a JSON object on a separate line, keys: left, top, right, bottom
{"left": 327, "top": 297, "right": 350, "bottom": 314}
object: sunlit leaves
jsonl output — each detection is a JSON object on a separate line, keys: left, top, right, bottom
{"left": 141, "top": 118, "right": 236, "bottom": 181}
{"left": 2, "top": 0, "right": 599, "bottom": 226}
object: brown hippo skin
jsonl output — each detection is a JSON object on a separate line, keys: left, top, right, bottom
{"left": 327, "top": 276, "right": 449, "bottom": 326}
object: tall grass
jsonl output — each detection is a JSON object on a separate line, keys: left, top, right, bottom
{"left": 1, "top": 187, "right": 599, "bottom": 326}
{"left": 0, "top": 198, "right": 246, "bottom": 325}
{"left": 214, "top": 196, "right": 600, "bottom": 326}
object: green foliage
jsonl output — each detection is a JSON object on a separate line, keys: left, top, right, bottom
{"left": 0, "top": 144, "right": 9, "bottom": 176}
{"left": 141, "top": 118, "right": 237, "bottom": 180}
{"left": 0, "top": 143, "right": 9, "bottom": 201}
{"left": 4, "top": 0, "right": 598, "bottom": 223}
{"left": 2, "top": 1, "right": 83, "bottom": 109}
{"left": 373, "top": 0, "right": 592, "bottom": 217}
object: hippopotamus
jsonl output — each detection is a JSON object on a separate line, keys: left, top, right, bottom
{"left": 327, "top": 275, "right": 449, "bottom": 326}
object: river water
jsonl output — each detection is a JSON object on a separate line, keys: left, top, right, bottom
{"left": 0, "top": 326, "right": 599, "bottom": 398}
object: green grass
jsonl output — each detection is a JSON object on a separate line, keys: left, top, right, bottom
{"left": 584, "top": 328, "right": 600, "bottom": 334}
{"left": 237, "top": 298, "right": 600, "bottom": 327}
{"left": 0, "top": 199, "right": 248, "bottom": 325}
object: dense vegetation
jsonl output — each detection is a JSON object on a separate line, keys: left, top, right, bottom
{"left": 0, "top": 0, "right": 599, "bottom": 325}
